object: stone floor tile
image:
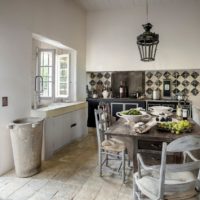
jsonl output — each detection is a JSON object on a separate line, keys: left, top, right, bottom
{"left": 0, "top": 178, "right": 31, "bottom": 199}
{"left": 0, "top": 132, "right": 133, "bottom": 200}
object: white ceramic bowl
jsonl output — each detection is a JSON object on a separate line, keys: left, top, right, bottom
{"left": 116, "top": 110, "right": 152, "bottom": 123}
{"left": 148, "top": 106, "right": 173, "bottom": 115}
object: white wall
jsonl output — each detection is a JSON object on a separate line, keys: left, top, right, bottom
{"left": 0, "top": 25, "right": 32, "bottom": 175}
{"left": 0, "top": 0, "right": 86, "bottom": 175}
{"left": 86, "top": 0, "right": 200, "bottom": 71}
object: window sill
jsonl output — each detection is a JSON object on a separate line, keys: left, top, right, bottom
{"left": 31, "top": 101, "right": 87, "bottom": 118}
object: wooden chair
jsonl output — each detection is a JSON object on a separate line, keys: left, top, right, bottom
{"left": 192, "top": 105, "right": 200, "bottom": 126}
{"left": 134, "top": 135, "right": 200, "bottom": 200}
{"left": 98, "top": 101, "right": 115, "bottom": 126}
{"left": 94, "top": 109, "right": 126, "bottom": 183}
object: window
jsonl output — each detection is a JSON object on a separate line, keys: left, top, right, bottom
{"left": 38, "top": 49, "right": 70, "bottom": 100}
{"left": 55, "top": 54, "right": 70, "bottom": 98}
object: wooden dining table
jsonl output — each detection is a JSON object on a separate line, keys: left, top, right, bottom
{"left": 105, "top": 118, "right": 200, "bottom": 172}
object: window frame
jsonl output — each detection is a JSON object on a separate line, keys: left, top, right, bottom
{"left": 37, "top": 48, "right": 71, "bottom": 102}
{"left": 55, "top": 53, "right": 71, "bottom": 100}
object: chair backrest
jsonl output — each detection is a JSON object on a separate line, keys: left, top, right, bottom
{"left": 94, "top": 109, "right": 108, "bottom": 148}
{"left": 192, "top": 105, "right": 200, "bottom": 126}
{"left": 167, "top": 135, "right": 200, "bottom": 152}
{"left": 158, "top": 135, "right": 200, "bottom": 198}
{"left": 98, "top": 102, "right": 112, "bottom": 126}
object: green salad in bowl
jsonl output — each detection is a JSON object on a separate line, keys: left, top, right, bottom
{"left": 120, "top": 109, "right": 141, "bottom": 115}
{"left": 116, "top": 108, "right": 151, "bottom": 123}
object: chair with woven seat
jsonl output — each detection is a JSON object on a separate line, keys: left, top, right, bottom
{"left": 134, "top": 135, "right": 200, "bottom": 200}
{"left": 97, "top": 102, "right": 132, "bottom": 165}
{"left": 94, "top": 109, "right": 126, "bottom": 182}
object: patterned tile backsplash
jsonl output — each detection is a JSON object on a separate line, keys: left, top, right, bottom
{"left": 145, "top": 70, "right": 200, "bottom": 97}
{"left": 86, "top": 72, "right": 112, "bottom": 97}
{"left": 87, "top": 70, "right": 200, "bottom": 98}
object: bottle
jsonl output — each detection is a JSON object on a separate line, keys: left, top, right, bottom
{"left": 176, "top": 101, "right": 182, "bottom": 117}
{"left": 102, "top": 89, "right": 109, "bottom": 99}
{"left": 153, "top": 88, "right": 160, "bottom": 100}
{"left": 109, "top": 89, "right": 113, "bottom": 98}
{"left": 119, "top": 81, "right": 124, "bottom": 98}
{"left": 182, "top": 109, "right": 188, "bottom": 120}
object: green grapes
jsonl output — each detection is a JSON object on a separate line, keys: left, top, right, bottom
{"left": 158, "top": 120, "right": 192, "bottom": 134}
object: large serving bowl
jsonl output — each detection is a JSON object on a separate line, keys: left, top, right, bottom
{"left": 148, "top": 106, "right": 173, "bottom": 116}
{"left": 116, "top": 110, "right": 152, "bottom": 123}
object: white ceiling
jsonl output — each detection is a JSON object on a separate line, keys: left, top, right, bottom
{"left": 75, "top": 0, "right": 165, "bottom": 11}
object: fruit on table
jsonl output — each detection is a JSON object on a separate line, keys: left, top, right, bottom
{"left": 158, "top": 120, "right": 193, "bottom": 134}
{"left": 121, "top": 109, "right": 141, "bottom": 115}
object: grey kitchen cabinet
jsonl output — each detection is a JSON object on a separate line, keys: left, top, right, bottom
{"left": 43, "top": 108, "right": 87, "bottom": 160}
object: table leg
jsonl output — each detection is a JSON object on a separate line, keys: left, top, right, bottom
{"left": 133, "top": 137, "right": 138, "bottom": 173}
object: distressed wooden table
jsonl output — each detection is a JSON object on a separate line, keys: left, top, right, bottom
{"left": 105, "top": 118, "right": 200, "bottom": 172}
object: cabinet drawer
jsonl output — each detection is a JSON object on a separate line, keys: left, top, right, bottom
{"left": 138, "top": 140, "right": 182, "bottom": 164}
{"left": 140, "top": 152, "right": 181, "bottom": 165}
{"left": 138, "top": 140, "right": 162, "bottom": 151}
{"left": 140, "top": 153, "right": 161, "bottom": 165}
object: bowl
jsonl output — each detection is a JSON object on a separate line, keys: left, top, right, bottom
{"left": 148, "top": 106, "right": 173, "bottom": 116}
{"left": 116, "top": 110, "right": 152, "bottom": 123}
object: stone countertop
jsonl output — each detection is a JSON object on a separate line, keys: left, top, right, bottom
{"left": 86, "top": 98, "right": 192, "bottom": 103}
{"left": 31, "top": 101, "right": 88, "bottom": 118}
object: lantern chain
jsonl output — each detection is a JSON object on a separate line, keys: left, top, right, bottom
{"left": 146, "top": 0, "right": 149, "bottom": 23}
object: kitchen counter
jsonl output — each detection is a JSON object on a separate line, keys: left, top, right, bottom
{"left": 87, "top": 98, "right": 192, "bottom": 127}
{"left": 31, "top": 101, "right": 88, "bottom": 118}
{"left": 86, "top": 98, "right": 191, "bottom": 103}
{"left": 31, "top": 101, "right": 88, "bottom": 160}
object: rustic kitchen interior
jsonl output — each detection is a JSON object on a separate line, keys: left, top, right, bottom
{"left": 0, "top": 0, "right": 200, "bottom": 199}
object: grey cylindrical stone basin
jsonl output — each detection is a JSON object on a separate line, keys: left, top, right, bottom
{"left": 9, "top": 117, "right": 44, "bottom": 178}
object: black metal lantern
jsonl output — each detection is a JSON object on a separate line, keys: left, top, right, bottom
{"left": 137, "top": 23, "right": 159, "bottom": 62}
{"left": 137, "top": 0, "right": 159, "bottom": 62}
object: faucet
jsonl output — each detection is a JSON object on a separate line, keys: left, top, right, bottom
{"left": 34, "top": 76, "right": 43, "bottom": 109}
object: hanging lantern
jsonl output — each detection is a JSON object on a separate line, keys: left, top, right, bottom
{"left": 137, "top": 23, "right": 159, "bottom": 62}
{"left": 137, "top": 0, "right": 159, "bottom": 62}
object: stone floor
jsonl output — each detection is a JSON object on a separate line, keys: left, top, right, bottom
{"left": 0, "top": 131, "right": 133, "bottom": 200}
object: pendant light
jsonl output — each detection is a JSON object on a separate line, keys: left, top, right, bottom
{"left": 137, "top": 0, "right": 159, "bottom": 62}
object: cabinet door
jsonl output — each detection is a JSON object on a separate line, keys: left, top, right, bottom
{"left": 44, "top": 118, "right": 56, "bottom": 159}
{"left": 111, "top": 103, "right": 124, "bottom": 117}
{"left": 53, "top": 114, "right": 70, "bottom": 152}
{"left": 45, "top": 114, "right": 72, "bottom": 159}
{"left": 60, "top": 113, "right": 72, "bottom": 147}
{"left": 70, "top": 109, "right": 87, "bottom": 140}
{"left": 124, "top": 103, "right": 138, "bottom": 110}
{"left": 87, "top": 100, "right": 99, "bottom": 127}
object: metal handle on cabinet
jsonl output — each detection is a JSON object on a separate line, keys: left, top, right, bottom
{"left": 71, "top": 123, "right": 77, "bottom": 128}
